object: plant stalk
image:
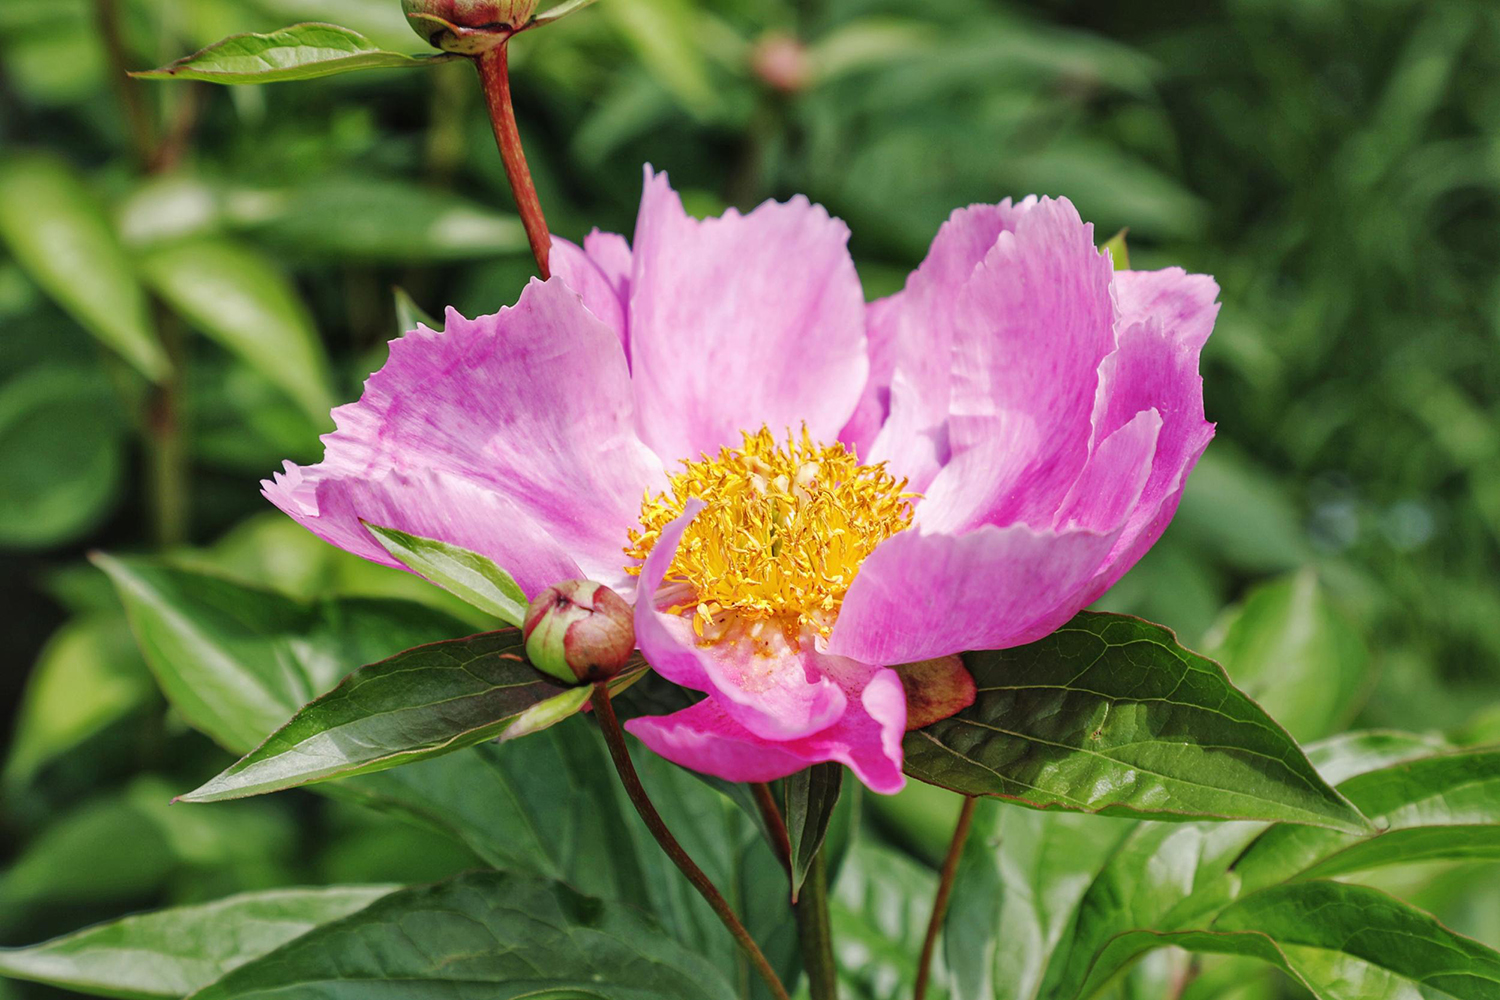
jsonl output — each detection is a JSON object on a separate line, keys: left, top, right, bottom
{"left": 751, "top": 781, "right": 793, "bottom": 877}
{"left": 474, "top": 43, "right": 551, "bottom": 279}
{"left": 591, "top": 685, "right": 791, "bottom": 1000}
{"left": 796, "top": 848, "right": 839, "bottom": 1000}
{"left": 914, "top": 795, "right": 977, "bottom": 1000}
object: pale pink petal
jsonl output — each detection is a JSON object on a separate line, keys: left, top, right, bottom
{"left": 261, "top": 278, "right": 664, "bottom": 588}
{"left": 921, "top": 197, "right": 1118, "bottom": 532}
{"left": 1113, "top": 267, "right": 1220, "bottom": 351}
{"left": 549, "top": 235, "right": 627, "bottom": 350}
{"left": 264, "top": 465, "right": 583, "bottom": 598}
{"left": 632, "top": 501, "right": 847, "bottom": 741}
{"left": 584, "top": 229, "right": 632, "bottom": 298}
{"left": 1055, "top": 409, "right": 1163, "bottom": 532}
{"left": 862, "top": 201, "right": 1031, "bottom": 488}
{"left": 626, "top": 661, "right": 908, "bottom": 794}
{"left": 837, "top": 294, "right": 901, "bottom": 462}
{"left": 627, "top": 166, "right": 868, "bottom": 462}
{"left": 1076, "top": 318, "right": 1216, "bottom": 604}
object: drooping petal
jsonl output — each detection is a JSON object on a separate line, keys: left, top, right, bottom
{"left": 827, "top": 417, "right": 1155, "bottom": 666}
{"left": 920, "top": 197, "right": 1118, "bottom": 532}
{"left": 1076, "top": 317, "right": 1216, "bottom": 604}
{"left": 632, "top": 501, "right": 847, "bottom": 740}
{"left": 549, "top": 234, "right": 629, "bottom": 351}
{"left": 626, "top": 661, "right": 908, "bottom": 794}
{"left": 861, "top": 201, "right": 1031, "bottom": 488}
{"left": 262, "top": 278, "right": 664, "bottom": 591}
{"left": 627, "top": 167, "right": 868, "bottom": 462}
{"left": 1113, "top": 267, "right": 1219, "bottom": 351}
{"left": 264, "top": 465, "right": 582, "bottom": 599}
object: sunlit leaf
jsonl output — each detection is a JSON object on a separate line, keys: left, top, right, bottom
{"left": 365, "top": 524, "right": 528, "bottom": 625}
{"left": 134, "top": 23, "right": 457, "bottom": 84}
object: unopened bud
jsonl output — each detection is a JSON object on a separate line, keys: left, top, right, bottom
{"left": 402, "top": 0, "right": 538, "bottom": 53}
{"left": 750, "top": 33, "right": 812, "bottom": 94}
{"left": 523, "top": 580, "right": 635, "bottom": 685}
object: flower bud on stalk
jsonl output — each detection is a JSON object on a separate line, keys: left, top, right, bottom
{"left": 523, "top": 580, "right": 635, "bottom": 685}
{"left": 403, "top": 0, "right": 539, "bottom": 53}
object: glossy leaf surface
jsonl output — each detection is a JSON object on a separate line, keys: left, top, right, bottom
{"left": 135, "top": 23, "right": 456, "bottom": 84}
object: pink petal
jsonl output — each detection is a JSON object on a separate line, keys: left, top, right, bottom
{"left": 265, "top": 465, "right": 582, "bottom": 599}
{"left": 921, "top": 197, "right": 1118, "bottom": 532}
{"left": 262, "top": 278, "right": 663, "bottom": 592}
{"left": 1113, "top": 267, "right": 1220, "bottom": 351}
{"left": 626, "top": 167, "right": 868, "bottom": 462}
{"left": 861, "top": 201, "right": 1031, "bottom": 488}
{"left": 626, "top": 661, "right": 908, "bottom": 795}
{"left": 1077, "top": 317, "right": 1216, "bottom": 604}
{"left": 549, "top": 234, "right": 629, "bottom": 352}
{"left": 632, "top": 501, "right": 847, "bottom": 740}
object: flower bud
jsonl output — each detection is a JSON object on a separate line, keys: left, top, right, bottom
{"left": 402, "top": 0, "right": 538, "bottom": 53}
{"left": 523, "top": 580, "right": 635, "bottom": 685}
{"left": 750, "top": 33, "right": 812, "bottom": 94}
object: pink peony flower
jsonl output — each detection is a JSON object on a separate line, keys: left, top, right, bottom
{"left": 264, "top": 167, "right": 1217, "bottom": 795}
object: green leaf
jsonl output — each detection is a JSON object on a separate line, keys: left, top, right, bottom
{"left": 0, "top": 886, "right": 394, "bottom": 999}
{"left": 134, "top": 23, "right": 457, "bottom": 84}
{"left": 3, "top": 613, "right": 153, "bottom": 787}
{"left": 0, "top": 367, "right": 125, "bottom": 549}
{"left": 1202, "top": 570, "right": 1369, "bottom": 741}
{"left": 1305, "top": 729, "right": 1455, "bottom": 786}
{"left": 1234, "top": 747, "right": 1500, "bottom": 892}
{"left": 830, "top": 840, "right": 945, "bottom": 999}
{"left": 1078, "top": 881, "right": 1500, "bottom": 1000}
{"left": 178, "top": 630, "right": 603, "bottom": 802}
{"left": 785, "top": 763, "right": 842, "bottom": 902}
{"left": 393, "top": 286, "right": 442, "bottom": 335}
{"left": 365, "top": 523, "right": 528, "bottom": 625}
{"left": 0, "top": 155, "right": 167, "bottom": 380}
{"left": 535, "top": 0, "right": 602, "bottom": 23}
{"left": 1102, "top": 228, "right": 1130, "bottom": 270}
{"left": 139, "top": 239, "right": 336, "bottom": 420}
{"left": 187, "top": 872, "right": 738, "bottom": 1000}
{"left": 904, "top": 612, "right": 1368, "bottom": 831}
{"left": 94, "top": 554, "right": 473, "bottom": 752}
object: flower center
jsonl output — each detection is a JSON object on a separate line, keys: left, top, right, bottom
{"left": 625, "top": 427, "right": 916, "bottom": 645}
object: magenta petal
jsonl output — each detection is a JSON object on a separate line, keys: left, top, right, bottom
{"left": 627, "top": 167, "right": 868, "bottom": 461}
{"left": 265, "top": 465, "right": 582, "bottom": 599}
{"left": 626, "top": 660, "right": 907, "bottom": 794}
{"left": 633, "top": 501, "right": 847, "bottom": 740}
{"left": 549, "top": 235, "right": 629, "bottom": 351}
{"left": 1114, "top": 267, "right": 1220, "bottom": 351}
{"left": 262, "top": 278, "right": 663, "bottom": 591}
{"left": 863, "top": 201, "right": 1030, "bottom": 488}
{"left": 1077, "top": 318, "right": 1216, "bottom": 603}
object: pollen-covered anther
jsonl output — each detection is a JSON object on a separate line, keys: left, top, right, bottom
{"left": 625, "top": 427, "right": 916, "bottom": 645}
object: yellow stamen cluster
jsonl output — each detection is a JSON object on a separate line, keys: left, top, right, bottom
{"left": 625, "top": 427, "right": 916, "bottom": 645}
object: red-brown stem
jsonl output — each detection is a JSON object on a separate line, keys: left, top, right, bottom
{"left": 751, "top": 781, "right": 793, "bottom": 878}
{"left": 475, "top": 43, "right": 551, "bottom": 279}
{"left": 592, "top": 685, "right": 791, "bottom": 1000}
{"left": 914, "top": 795, "right": 977, "bottom": 1000}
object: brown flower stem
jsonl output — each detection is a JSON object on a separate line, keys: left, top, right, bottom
{"left": 474, "top": 43, "right": 551, "bottom": 279}
{"left": 592, "top": 685, "right": 791, "bottom": 1000}
{"left": 914, "top": 795, "right": 977, "bottom": 1000}
{"left": 751, "top": 781, "right": 793, "bottom": 877}
{"left": 93, "top": 0, "right": 154, "bottom": 166}
{"left": 796, "top": 848, "right": 838, "bottom": 1000}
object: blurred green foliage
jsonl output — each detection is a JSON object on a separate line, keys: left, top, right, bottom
{"left": 3, "top": 0, "right": 1499, "bottom": 997}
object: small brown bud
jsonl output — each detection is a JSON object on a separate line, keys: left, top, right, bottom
{"left": 523, "top": 580, "right": 635, "bottom": 685}
{"left": 750, "top": 33, "right": 812, "bottom": 94}
{"left": 402, "top": 0, "right": 538, "bottom": 53}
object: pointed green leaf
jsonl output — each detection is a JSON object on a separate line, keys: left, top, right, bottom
{"left": 535, "top": 0, "right": 602, "bottom": 24}
{"left": 785, "top": 763, "right": 842, "bottom": 902}
{"left": 1203, "top": 570, "right": 1369, "bottom": 742}
{"left": 177, "top": 630, "right": 599, "bottom": 802}
{"left": 1102, "top": 228, "right": 1130, "bottom": 270}
{"left": 0, "top": 886, "right": 394, "bottom": 1000}
{"left": 0, "top": 155, "right": 167, "bottom": 380}
{"left": 139, "top": 239, "right": 336, "bottom": 421}
{"left": 393, "top": 286, "right": 441, "bottom": 335}
{"left": 364, "top": 523, "right": 528, "bottom": 625}
{"left": 904, "top": 612, "right": 1368, "bottom": 831}
{"left": 187, "top": 872, "right": 737, "bottom": 1000}
{"left": 134, "top": 23, "right": 458, "bottom": 84}
{"left": 94, "top": 554, "right": 472, "bottom": 752}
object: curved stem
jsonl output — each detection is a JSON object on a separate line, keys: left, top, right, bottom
{"left": 592, "top": 685, "right": 791, "bottom": 1000}
{"left": 475, "top": 43, "right": 551, "bottom": 279}
{"left": 750, "top": 781, "right": 793, "bottom": 877}
{"left": 796, "top": 848, "right": 838, "bottom": 1000}
{"left": 914, "top": 795, "right": 977, "bottom": 1000}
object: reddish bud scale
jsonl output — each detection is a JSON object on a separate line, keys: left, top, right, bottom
{"left": 403, "top": 0, "right": 539, "bottom": 52}
{"left": 523, "top": 580, "right": 635, "bottom": 685}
